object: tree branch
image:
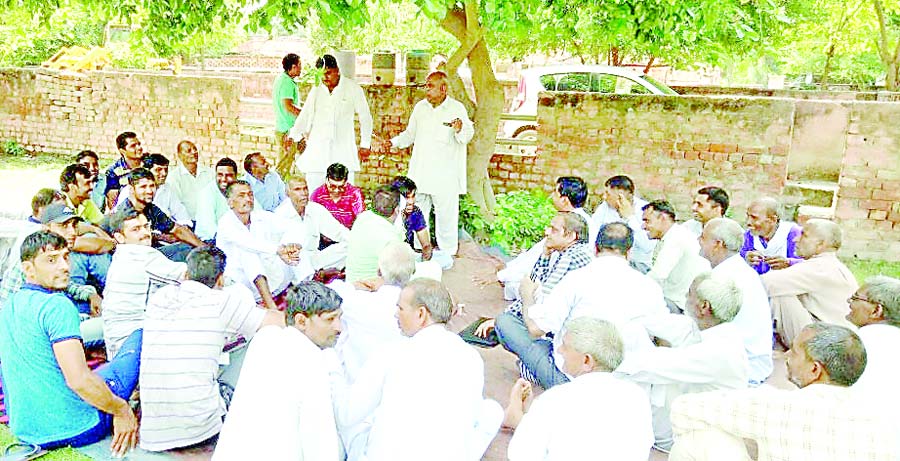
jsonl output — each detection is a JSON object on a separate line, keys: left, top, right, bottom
{"left": 872, "top": 0, "right": 892, "bottom": 62}
{"left": 445, "top": 0, "right": 484, "bottom": 73}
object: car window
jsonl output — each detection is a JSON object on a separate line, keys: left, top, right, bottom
{"left": 538, "top": 74, "right": 558, "bottom": 91}
{"left": 614, "top": 76, "right": 652, "bottom": 94}
{"left": 555, "top": 73, "right": 592, "bottom": 92}
{"left": 592, "top": 73, "right": 617, "bottom": 93}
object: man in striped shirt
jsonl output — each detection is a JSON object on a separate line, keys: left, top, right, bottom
{"left": 139, "top": 246, "right": 283, "bottom": 451}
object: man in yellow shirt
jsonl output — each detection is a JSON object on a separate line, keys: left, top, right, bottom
{"left": 61, "top": 163, "right": 104, "bottom": 225}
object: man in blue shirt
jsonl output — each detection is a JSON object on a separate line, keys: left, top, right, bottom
{"left": 104, "top": 131, "right": 144, "bottom": 208}
{"left": 242, "top": 152, "right": 286, "bottom": 212}
{"left": 0, "top": 231, "right": 141, "bottom": 456}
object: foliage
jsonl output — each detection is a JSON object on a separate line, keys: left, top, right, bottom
{"left": 1, "top": 140, "right": 27, "bottom": 157}
{"left": 843, "top": 258, "right": 900, "bottom": 283}
{"left": 0, "top": 6, "right": 104, "bottom": 66}
{"left": 461, "top": 190, "right": 555, "bottom": 254}
{"left": 0, "top": 424, "right": 91, "bottom": 461}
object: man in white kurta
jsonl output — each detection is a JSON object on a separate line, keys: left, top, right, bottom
{"left": 166, "top": 140, "right": 216, "bottom": 221}
{"left": 216, "top": 181, "right": 312, "bottom": 309}
{"left": 641, "top": 200, "right": 710, "bottom": 311}
{"left": 388, "top": 71, "right": 474, "bottom": 256}
{"left": 275, "top": 176, "right": 349, "bottom": 271}
{"left": 505, "top": 317, "right": 653, "bottom": 461}
{"left": 762, "top": 218, "right": 858, "bottom": 345}
{"left": 333, "top": 279, "right": 502, "bottom": 461}
{"left": 846, "top": 276, "right": 900, "bottom": 394}
{"left": 289, "top": 54, "right": 373, "bottom": 191}
{"left": 213, "top": 281, "right": 344, "bottom": 461}
{"left": 700, "top": 218, "right": 774, "bottom": 386}
{"left": 615, "top": 272, "right": 749, "bottom": 451}
{"left": 592, "top": 175, "right": 656, "bottom": 271}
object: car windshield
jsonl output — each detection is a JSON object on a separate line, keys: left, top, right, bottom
{"left": 640, "top": 75, "right": 678, "bottom": 95}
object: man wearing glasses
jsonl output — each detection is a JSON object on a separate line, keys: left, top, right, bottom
{"left": 311, "top": 163, "right": 365, "bottom": 229}
{"left": 845, "top": 275, "right": 900, "bottom": 393}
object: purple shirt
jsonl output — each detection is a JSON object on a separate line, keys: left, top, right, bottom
{"left": 740, "top": 223, "right": 803, "bottom": 274}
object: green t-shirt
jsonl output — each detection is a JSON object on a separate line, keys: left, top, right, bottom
{"left": 273, "top": 72, "right": 299, "bottom": 132}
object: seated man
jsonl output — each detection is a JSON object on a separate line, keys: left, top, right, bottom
{"left": 101, "top": 208, "right": 187, "bottom": 357}
{"left": 495, "top": 222, "right": 668, "bottom": 390}
{"left": 60, "top": 163, "right": 104, "bottom": 225}
{"left": 275, "top": 175, "right": 349, "bottom": 272}
{"left": 481, "top": 176, "right": 595, "bottom": 300}
{"left": 762, "top": 218, "right": 858, "bottom": 345}
{"left": 390, "top": 175, "right": 434, "bottom": 261}
{"left": 140, "top": 246, "right": 282, "bottom": 452}
{"left": 216, "top": 180, "right": 310, "bottom": 309}
{"left": 1, "top": 188, "right": 60, "bottom": 278}
{"left": 670, "top": 323, "right": 895, "bottom": 461}
{"left": 115, "top": 154, "right": 192, "bottom": 226}
{"left": 345, "top": 186, "right": 404, "bottom": 282}
{"left": 334, "top": 279, "right": 502, "bottom": 461}
{"left": 641, "top": 200, "right": 710, "bottom": 311}
{"left": 213, "top": 282, "right": 344, "bottom": 460}
{"left": 0, "top": 231, "right": 141, "bottom": 456}
{"left": 166, "top": 140, "right": 216, "bottom": 222}
{"left": 119, "top": 168, "right": 204, "bottom": 262}
{"left": 592, "top": 175, "right": 655, "bottom": 272}
{"left": 332, "top": 241, "right": 416, "bottom": 383}
{"left": 0, "top": 204, "right": 109, "bottom": 346}
{"left": 615, "top": 272, "right": 749, "bottom": 451}
{"left": 847, "top": 276, "right": 900, "bottom": 393}
{"left": 682, "top": 186, "right": 729, "bottom": 238}
{"left": 194, "top": 157, "right": 244, "bottom": 241}
{"left": 699, "top": 218, "right": 774, "bottom": 385}
{"left": 505, "top": 317, "right": 653, "bottom": 460}
{"left": 476, "top": 212, "right": 593, "bottom": 339}
{"left": 742, "top": 197, "right": 802, "bottom": 274}
{"left": 311, "top": 162, "right": 365, "bottom": 229}
{"left": 242, "top": 152, "right": 286, "bottom": 212}
{"left": 76, "top": 150, "right": 107, "bottom": 213}
{"left": 104, "top": 131, "right": 145, "bottom": 207}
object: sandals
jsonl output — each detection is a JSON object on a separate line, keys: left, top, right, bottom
{"left": 0, "top": 443, "right": 46, "bottom": 461}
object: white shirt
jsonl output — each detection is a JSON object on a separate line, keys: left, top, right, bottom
{"left": 167, "top": 164, "right": 216, "bottom": 220}
{"left": 213, "top": 326, "right": 342, "bottom": 461}
{"left": 391, "top": 97, "right": 474, "bottom": 195}
{"left": 290, "top": 79, "right": 373, "bottom": 172}
{"left": 497, "top": 208, "right": 595, "bottom": 288}
{"left": 508, "top": 371, "right": 653, "bottom": 461}
{"left": 101, "top": 244, "right": 186, "bottom": 357}
{"left": 711, "top": 254, "right": 774, "bottom": 385}
{"left": 335, "top": 324, "right": 486, "bottom": 461}
{"left": 681, "top": 219, "right": 704, "bottom": 238}
{"left": 274, "top": 199, "right": 349, "bottom": 267}
{"left": 330, "top": 281, "right": 404, "bottom": 384}
{"left": 591, "top": 198, "right": 656, "bottom": 269}
{"left": 853, "top": 324, "right": 900, "bottom": 393}
{"left": 527, "top": 255, "right": 669, "bottom": 372}
{"left": 616, "top": 320, "right": 749, "bottom": 407}
{"left": 647, "top": 224, "right": 710, "bottom": 309}
{"left": 140, "top": 282, "right": 265, "bottom": 451}
{"left": 114, "top": 183, "right": 193, "bottom": 226}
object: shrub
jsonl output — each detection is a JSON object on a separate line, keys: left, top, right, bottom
{"left": 460, "top": 190, "right": 556, "bottom": 255}
{"left": 2, "top": 140, "right": 27, "bottom": 156}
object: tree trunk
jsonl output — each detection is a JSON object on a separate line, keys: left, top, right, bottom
{"left": 872, "top": 0, "right": 900, "bottom": 90}
{"left": 440, "top": 8, "right": 505, "bottom": 220}
{"left": 821, "top": 44, "right": 835, "bottom": 87}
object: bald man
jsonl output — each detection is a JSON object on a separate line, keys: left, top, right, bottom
{"left": 167, "top": 140, "right": 215, "bottom": 220}
{"left": 741, "top": 197, "right": 802, "bottom": 274}
{"left": 762, "top": 218, "right": 858, "bottom": 344}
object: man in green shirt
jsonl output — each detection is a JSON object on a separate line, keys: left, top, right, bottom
{"left": 274, "top": 53, "right": 303, "bottom": 178}
{"left": 345, "top": 186, "right": 404, "bottom": 282}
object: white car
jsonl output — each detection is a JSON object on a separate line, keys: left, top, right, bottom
{"left": 503, "top": 65, "right": 678, "bottom": 141}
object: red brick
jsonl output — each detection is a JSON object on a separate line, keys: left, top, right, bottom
{"left": 839, "top": 187, "right": 872, "bottom": 199}
{"left": 709, "top": 143, "right": 738, "bottom": 153}
{"left": 873, "top": 189, "right": 900, "bottom": 201}
{"left": 859, "top": 199, "right": 893, "bottom": 211}
{"left": 869, "top": 210, "right": 888, "bottom": 220}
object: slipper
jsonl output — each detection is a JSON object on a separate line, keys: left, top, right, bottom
{"left": 1, "top": 443, "right": 46, "bottom": 461}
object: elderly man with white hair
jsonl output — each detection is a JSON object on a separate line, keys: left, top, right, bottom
{"left": 616, "top": 272, "right": 749, "bottom": 452}
{"left": 699, "top": 217, "right": 773, "bottom": 385}
{"left": 847, "top": 276, "right": 900, "bottom": 393}
{"left": 504, "top": 317, "right": 653, "bottom": 460}
{"left": 741, "top": 197, "right": 803, "bottom": 274}
{"left": 762, "top": 218, "right": 858, "bottom": 345}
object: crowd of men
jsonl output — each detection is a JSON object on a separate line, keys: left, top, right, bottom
{"left": 0, "top": 51, "right": 897, "bottom": 461}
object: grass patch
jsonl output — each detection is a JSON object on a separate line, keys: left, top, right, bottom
{"left": 0, "top": 152, "right": 73, "bottom": 172}
{"left": 842, "top": 258, "right": 900, "bottom": 283}
{"left": 0, "top": 425, "right": 92, "bottom": 460}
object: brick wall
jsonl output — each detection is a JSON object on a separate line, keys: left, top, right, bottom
{"left": 201, "top": 55, "right": 282, "bottom": 70}
{"left": 674, "top": 85, "right": 900, "bottom": 102}
{"left": 0, "top": 68, "right": 241, "bottom": 165}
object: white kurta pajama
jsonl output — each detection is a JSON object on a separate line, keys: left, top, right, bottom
{"left": 289, "top": 79, "right": 373, "bottom": 190}
{"left": 391, "top": 97, "right": 474, "bottom": 256}
{"left": 274, "top": 199, "right": 350, "bottom": 270}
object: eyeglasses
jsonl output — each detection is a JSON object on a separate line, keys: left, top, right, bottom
{"left": 848, "top": 294, "right": 874, "bottom": 304}
{"left": 326, "top": 181, "right": 347, "bottom": 190}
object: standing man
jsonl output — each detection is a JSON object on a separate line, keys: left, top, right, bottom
{"left": 242, "top": 152, "right": 286, "bottom": 212}
{"left": 742, "top": 197, "right": 803, "bottom": 274}
{"left": 289, "top": 54, "right": 373, "bottom": 191}
{"left": 385, "top": 71, "right": 474, "bottom": 257}
{"left": 273, "top": 53, "right": 303, "bottom": 178}
{"left": 167, "top": 140, "right": 215, "bottom": 221}
{"left": 104, "top": 131, "right": 144, "bottom": 208}
{"left": 60, "top": 164, "right": 104, "bottom": 225}
{"left": 682, "top": 186, "right": 729, "bottom": 238}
